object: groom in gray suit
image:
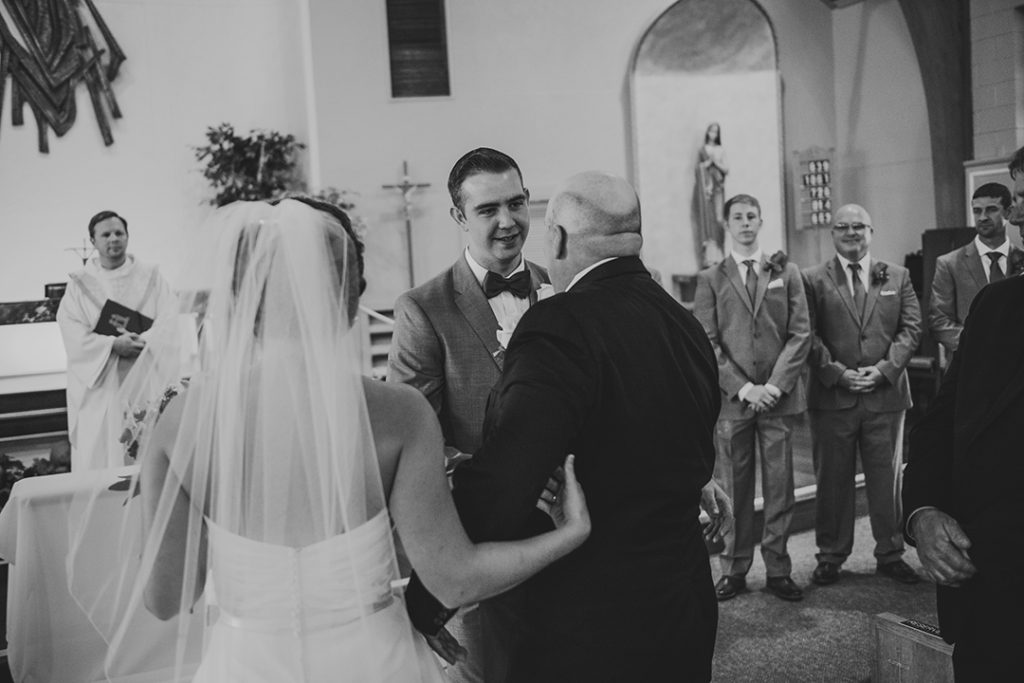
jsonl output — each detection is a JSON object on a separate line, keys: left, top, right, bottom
{"left": 388, "top": 147, "right": 548, "bottom": 682}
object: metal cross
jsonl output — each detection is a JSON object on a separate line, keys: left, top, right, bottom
{"left": 65, "top": 238, "right": 95, "bottom": 266}
{"left": 382, "top": 161, "right": 431, "bottom": 287}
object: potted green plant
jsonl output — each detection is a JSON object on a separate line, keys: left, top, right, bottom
{"left": 192, "top": 125, "right": 367, "bottom": 237}
{"left": 193, "top": 123, "right": 307, "bottom": 207}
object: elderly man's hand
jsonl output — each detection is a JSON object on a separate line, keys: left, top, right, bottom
{"left": 910, "top": 509, "right": 977, "bottom": 586}
{"left": 700, "top": 478, "right": 734, "bottom": 543}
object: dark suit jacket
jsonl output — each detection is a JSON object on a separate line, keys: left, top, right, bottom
{"left": 406, "top": 257, "right": 721, "bottom": 680}
{"left": 904, "top": 275, "right": 1024, "bottom": 643}
{"left": 387, "top": 254, "right": 548, "bottom": 454}
{"left": 694, "top": 256, "right": 810, "bottom": 419}
{"left": 802, "top": 257, "right": 921, "bottom": 412}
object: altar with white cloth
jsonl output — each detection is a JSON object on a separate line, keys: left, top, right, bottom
{"left": 0, "top": 466, "right": 201, "bottom": 682}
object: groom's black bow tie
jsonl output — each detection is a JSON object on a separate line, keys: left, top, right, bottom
{"left": 483, "top": 270, "right": 531, "bottom": 299}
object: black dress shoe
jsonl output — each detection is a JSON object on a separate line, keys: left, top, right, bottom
{"left": 877, "top": 560, "right": 921, "bottom": 584}
{"left": 714, "top": 575, "right": 746, "bottom": 601}
{"left": 765, "top": 576, "right": 804, "bottom": 602}
{"left": 811, "top": 561, "right": 841, "bottom": 585}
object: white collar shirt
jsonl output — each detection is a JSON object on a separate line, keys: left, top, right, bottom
{"left": 974, "top": 236, "right": 1010, "bottom": 282}
{"left": 732, "top": 249, "right": 764, "bottom": 283}
{"left": 836, "top": 252, "right": 872, "bottom": 296}
{"left": 464, "top": 249, "right": 531, "bottom": 332}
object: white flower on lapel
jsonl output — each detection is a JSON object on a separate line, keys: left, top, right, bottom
{"left": 536, "top": 283, "right": 555, "bottom": 301}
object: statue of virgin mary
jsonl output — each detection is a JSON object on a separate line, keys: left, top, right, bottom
{"left": 696, "top": 122, "right": 728, "bottom": 267}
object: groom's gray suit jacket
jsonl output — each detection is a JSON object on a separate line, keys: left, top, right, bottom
{"left": 387, "top": 253, "right": 549, "bottom": 455}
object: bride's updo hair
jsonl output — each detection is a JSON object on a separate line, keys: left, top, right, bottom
{"left": 273, "top": 195, "right": 366, "bottom": 296}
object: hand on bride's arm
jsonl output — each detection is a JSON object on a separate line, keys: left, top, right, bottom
{"left": 535, "top": 455, "right": 590, "bottom": 546}
{"left": 700, "top": 478, "right": 733, "bottom": 543}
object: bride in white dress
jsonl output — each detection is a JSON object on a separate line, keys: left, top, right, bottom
{"left": 71, "top": 198, "right": 589, "bottom": 682}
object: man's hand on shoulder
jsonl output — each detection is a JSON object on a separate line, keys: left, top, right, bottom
{"left": 910, "top": 508, "right": 977, "bottom": 587}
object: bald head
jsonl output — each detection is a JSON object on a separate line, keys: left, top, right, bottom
{"left": 833, "top": 203, "right": 872, "bottom": 227}
{"left": 545, "top": 171, "right": 643, "bottom": 291}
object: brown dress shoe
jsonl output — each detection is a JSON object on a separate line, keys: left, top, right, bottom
{"left": 877, "top": 560, "right": 921, "bottom": 584}
{"left": 811, "top": 561, "right": 841, "bottom": 585}
{"left": 714, "top": 575, "right": 746, "bottom": 601}
{"left": 765, "top": 576, "right": 804, "bottom": 601}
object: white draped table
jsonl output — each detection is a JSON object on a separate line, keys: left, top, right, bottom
{"left": 0, "top": 467, "right": 200, "bottom": 682}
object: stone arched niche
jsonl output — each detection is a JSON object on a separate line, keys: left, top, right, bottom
{"left": 631, "top": 0, "right": 784, "bottom": 291}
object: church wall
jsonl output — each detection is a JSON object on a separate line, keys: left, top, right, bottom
{"left": 0, "top": 0, "right": 310, "bottom": 301}
{"left": 310, "top": 0, "right": 929, "bottom": 309}
{"left": 0, "top": 0, "right": 935, "bottom": 308}
{"left": 970, "top": 0, "right": 1024, "bottom": 160}
{"left": 830, "top": 1, "right": 934, "bottom": 264}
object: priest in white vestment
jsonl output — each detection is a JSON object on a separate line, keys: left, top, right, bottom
{"left": 56, "top": 211, "right": 175, "bottom": 470}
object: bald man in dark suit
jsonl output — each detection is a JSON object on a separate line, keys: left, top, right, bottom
{"left": 406, "top": 171, "right": 728, "bottom": 682}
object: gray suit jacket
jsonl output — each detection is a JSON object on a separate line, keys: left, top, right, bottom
{"left": 802, "top": 257, "right": 922, "bottom": 412}
{"left": 387, "top": 254, "right": 549, "bottom": 454}
{"left": 694, "top": 255, "right": 810, "bottom": 419}
{"left": 929, "top": 242, "right": 1021, "bottom": 353}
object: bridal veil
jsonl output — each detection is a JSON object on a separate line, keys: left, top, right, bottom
{"left": 67, "top": 199, "right": 431, "bottom": 681}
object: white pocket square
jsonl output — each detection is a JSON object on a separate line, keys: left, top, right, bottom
{"left": 880, "top": 289, "right": 897, "bottom": 296}
{"left": 767, "top": 279, "right": 784, "bottom": 290}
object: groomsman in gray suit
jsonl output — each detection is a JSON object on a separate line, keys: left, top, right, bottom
{"left": 694, "top": 194, "right": 810, "bottom": 603}
{"left": 387, "top": 147, "right": 548, "bottom": 682}
{"left": 929, "top": 182, "right": 1020, "bottom": 356}
{"left": 802, "top": 204, "right": 922, "bottom": 587}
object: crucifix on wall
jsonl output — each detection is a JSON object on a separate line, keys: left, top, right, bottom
{"left": 65, "top": 238, "right": 95, "bottom": 266}
{"left": 382, "top": 160, "right": 431, "bottom": 288}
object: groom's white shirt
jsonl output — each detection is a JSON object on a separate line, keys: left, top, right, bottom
{"left": 464, "top": 248, "right": 530, "bottom": 328}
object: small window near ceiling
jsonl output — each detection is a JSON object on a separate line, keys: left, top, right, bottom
{"left": 386, "top": 0, "right": 450, "bottom": 98}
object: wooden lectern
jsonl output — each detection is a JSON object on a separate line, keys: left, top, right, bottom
{"left": 873, "top": 612, "right": 953, "bottom": 682}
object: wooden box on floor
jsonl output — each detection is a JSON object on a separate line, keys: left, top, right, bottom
{"left": 873, "top": 612, "right": 953, "bottom": 682}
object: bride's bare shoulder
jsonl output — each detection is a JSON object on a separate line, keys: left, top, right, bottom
{"left": 361, "top": 378, "right": 431, "bottom": 437}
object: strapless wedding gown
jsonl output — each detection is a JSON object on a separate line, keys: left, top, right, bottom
{"left": 193, "top": 510, "right": 445, "bottom": 682}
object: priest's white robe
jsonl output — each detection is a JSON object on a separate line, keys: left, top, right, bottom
{"left": 56, "top": 256, "right": 174, "bottom": 470}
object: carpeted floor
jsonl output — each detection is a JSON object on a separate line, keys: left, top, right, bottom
{"left": 710, "top": 515, "right": 938, "bottom": 682}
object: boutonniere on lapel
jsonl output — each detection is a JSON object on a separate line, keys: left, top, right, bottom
{"left": 870, "top": 262, "right": 889, "bottom": 286}
{"left": 763, "top": 251, "right": 788, "bottom": 276}
{"left": 1009, "top": 248, "right": 1024, "bottom": 276}
{"left": 536, "top": 283, "right": 555, "bottom": 301}
{"left": 495, "top": 312, "right": 524, "bottom": 363}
